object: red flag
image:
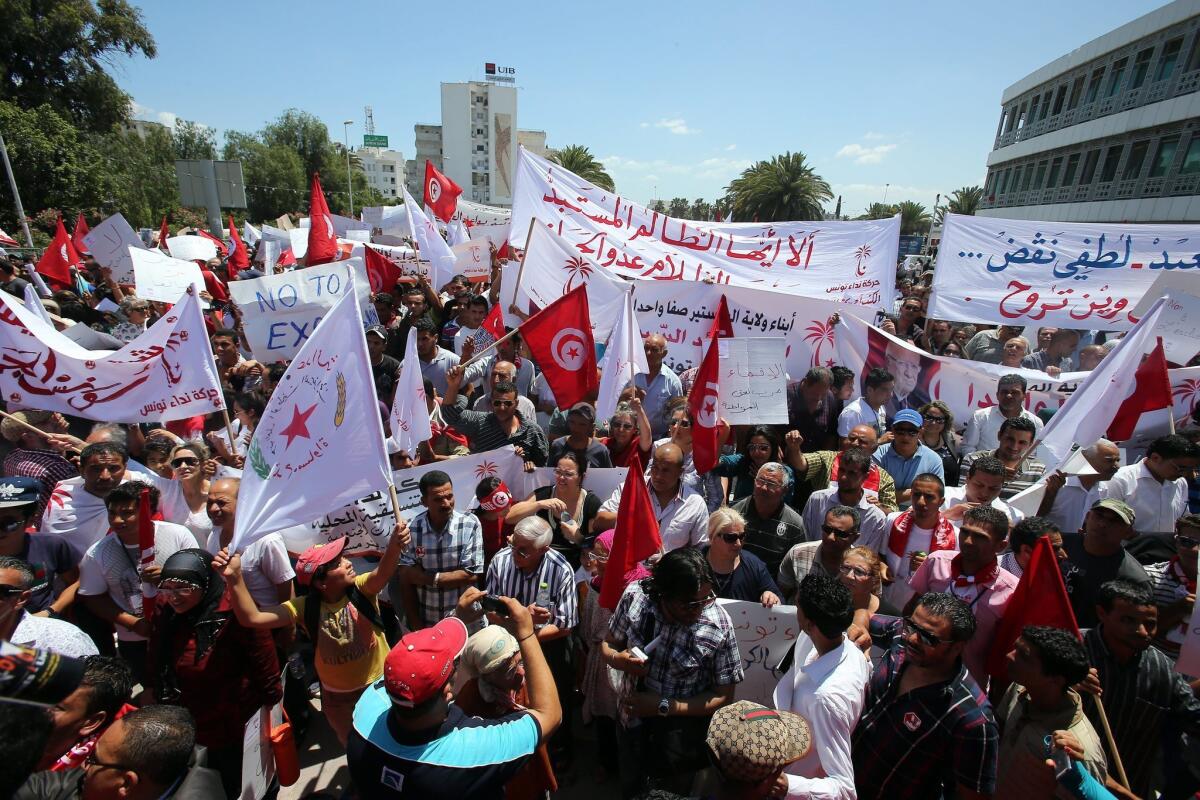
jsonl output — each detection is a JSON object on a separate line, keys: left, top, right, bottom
{"left": 306, "top": 173, "right": 338, "bottom": 265}
{"left": 196, "top": 228, "right": 228, "bottom": 258}
{"left": 363, "top": 245, "right": 405, "bottom": 294}
{"left": 688, "top": 337, "right": 722, "bottom": 473}
{"left": 519, "top": 285, "right": 598, "bottom": 409}
{"left": 138, "top": 487, "right": 156, "bottom": 614}
{"left": 72, "top": 213, "right": 90, "bottom": 254}
{"left": 423, "top": 160, "right": 463, "bottom": 223}
{"left": 496, "top": 241, "right": 511, "bottom": 260}
{"left": 985, "top": 536, "right": 1080, "bottom": 685}
{"left": 708, "top": 294, "right": 734, "bottom": 339}
{"left": 277, "top": 248, "right": 297, "bottom": 268}
{"left": 226, "top": 214, "right": 249, "bottom": 275}
{"left": 599, "top": 451, "right": 662, "bottom": 610}
{"left": 0, "top": 228, "right": 18, "bottom": 247}
{"left": 36, "top": 218, "right": 80, "bottom": 287}
{"left": 1106, "top": 338, "right": 1172, "bottom": 441}
{"left": 481, "top": 303, "right": 505, "bottom": 341}
{"left": 158, "top": 216, "right": 170, "bottom": 250}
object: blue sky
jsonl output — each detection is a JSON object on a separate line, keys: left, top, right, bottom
{"left": 121, "top": 0, "right": 1166, "bottom": 216}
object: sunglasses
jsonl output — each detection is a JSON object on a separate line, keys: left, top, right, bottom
{"left": 672, "top": 418, "right": 692, "bottom": 428}
{"left": 719, "top": 532, "right": 746, "bottom": 543}
{"left": 822, "top": 524, "right": 858, "bottom": 539}
{"left": 924, "top": 415, "right": 946, "bottom": 423}
{"left": 611, "top": 421, "right": 635, "bottom": 430}
{"left": 902, "top": 616, "right": 952, "bottom": 647}
{"left": 679, "top": 592, "right": 717, "bottom": 610}
{"left": 1177, "top": 534, "right": 1199, "bottom": 549}
{"left": 892, "top": 427, "right": 919, "bottom": 436}
{"left": 0, "top": 518, "right": 25, "bottom": 533}
{"left": 747, "top": 443, "right": 771, "bottom": 451}
{"left": 171, "top": 457, "right": 200, "bottom": 468}
{"left": 84, "top": 751, "right": 130, "bottom": 772}
{"left": 0, "top": 584, "right": 25, "bottom": 597}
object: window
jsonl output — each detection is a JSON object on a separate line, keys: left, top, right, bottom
{"left": 1150, "top": 137, "right": 1179, "bottom": 177}
{"left": 1084, "top": 68, "right": 1105, "bottom": 103}
{"left": 1100, "top": 145, "right": 1123, "bottom": 182}
{"left": 1080, "top": 149, "right": 1101, "bottom": 184}
{"left": 1063, "top": 153, "right": 1081, "bottom": 186}
{"left": 1130, "top": 48, "right": 1154, "bottom": 89}
{"left": 1186, "top": 35, "right": 1200, "bottom": 73}
{"left": 1021, "top": 166, "right": 1034, "bottom": 192}
{"left": 1033, "top": 161, "right": 1047, "bottom": 188}
{"left": 1180, "top": 138, "right": 1200, "bottom": 174}
{"left": 1000, "top": 168, "right": 1013, "bottom": 193}
{"left": 1052, "top": 85, "right": 1067, "bottom": 115}
{"left": 1016, "top": 103, "right": 1028, "bottom": 129}
{"left": 1067, "top": 76, "right": 1084, "bottom": 109}
{"left": 1047, "top": 156, "right": 1063, "bottom": 188}
{"left": 1029, "top": 96, "right": 1040, "bottom": 122}
{"left": 1123, "top": 140, "right": 1149, "bottom": 179}
{"left": 1106, "top": 58, "right": 1127, "bottom": 97}
{"left": 1156, "top": 38, "right": 1183, "bottom": 82}
{"left": 984, "top": 172, "right": 995, "bottom": 195}
{"left": 1039, "top": 93, "right": 1051, "bottom": 120}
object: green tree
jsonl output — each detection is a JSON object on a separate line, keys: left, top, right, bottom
{"left": 689, "top": 198, "right": 712, "bottom": 221}
{"left": 172, "top": 119, "right": 216, "bottom": 160}
{"left": 262, "top": 109, "right": 336, "bottom": 180}
{"left": 895, "top": 200, "right": 931, "bottom": 235}
{"left": 726, "top": 152, "right": 832, "bottom": 222}
{"left": 667, "top": 197, "right": 690, "bottom": 218}
{"left": 938, "top": 185, "right": 984, "bottom": 222}
{"left": 650, "top": 199, "right": 667, "bottom": 214}
{"left": 548, "top": 145, "right": 615, "bottom": 191}
{"left": 223, "top": 132, "right": 306, "bottom": 223}
{"left": 94, "top": 123, "right": 180, "bottom": 227}
{"left": 856, "top": 202, "right": 898, "bottom": 220}
{"left": 0, "top": 0, "right": 156, "bottom": 133}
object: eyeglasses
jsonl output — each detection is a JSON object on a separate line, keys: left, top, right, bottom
{"left": 611, "top": 422, "right": 635, "bottom": 430}
{"left": 747, "top": 443, "right": 771, "bottom": 451}
{"left": 822, "top": 524, "right": 858, "bottom": 540}
{"left": 838, "top": 564, "right": 871, "bottom": 579}
{"left": 892, "top": 427, "right": 919, "bottom": 436}
{"left": 157, "top": 583, "right": 199, "bottom": 597}
{"left": 491, "top": 400, "right": 515, "bottom": 407}
{"left": 902, "top": 616, "right": 952, "bottom": 647}
{"left": 754, "top": 477, "right": 783, "bottom": 490}
{"left": 719, "top": 532, "right": 746, "bottom": 544}
{"left": 924, "top": 415, "right": 946, "bottom": 424}
{"left": 679, "top": 592, "right": 717, "bottom": 610}
{"left": 84, "top": 751, "right": 131, "bottom": 772}
{"left": 0, "top": 518, "right": 25, "bottom": 533}
{"left": 1176, "top": 534, "right": 1199, "bottom": 550}
{"left": 671, "top": 418, "right": 692, "bottom": 428}
{"left": 0, "top": 584, "right": 25, "bottom": 598}
{"left": 554, "top": 469, "right": 579, "bottom": 479}
{"left": 171, "top": 457, "right": 200, "bottom": 468}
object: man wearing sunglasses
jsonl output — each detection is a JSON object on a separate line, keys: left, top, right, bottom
{"left": 872, "top": 409, "right": 944, "bottom": 508}
{"left": 779, "top": 506, "right": 860, "bottom": 605}
{"left": 0, "top": 476, "right": 77, "bottom": 616}
{"left": 0, "top": 556, "right": 96, "bottom": 658}
{"left": 1145, "top": 512, "right": 1199, "bottom": 663}
{"left": 443, "top": 364, "right": 548, "bottom": 472}
{"left": 852, "top": 592, "right": 998, "bottom": 799}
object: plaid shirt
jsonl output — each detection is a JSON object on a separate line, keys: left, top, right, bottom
{"left": 3, "top": 448, "right": 77, "bottom": 520}
{"left": 606, "top": 582, "right": 743, "bottom": 700}
{"left": 852, "top": 616, "right": 999, "bottom": 798}
{"left": 486, "top": 546, "right": 579, "bottom": 631}
{"left": 399, "top": 509, "right": 483, "bottom": 628}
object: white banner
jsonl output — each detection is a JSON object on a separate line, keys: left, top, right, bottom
{"left": 930, "top": 213, "right": 1200, "bottom": 330}
{"left": 717, "top": 599, "right": 798, "bottom": 707}
{"left": 454, "top": 198, "right": 512, "bottom": 227}
{"left": 0, "top": 289, "right": 224, "bottom": 422}
{"left": 81, "top": 213, "right": 144, "bottom": 284}
{"left": 718, "top": 338, "right": 788, "bottom": 424}
{"left": 228, "top": 258, "right": 377, "bottom": 362}
{"left": 165, "top": 235, "right": 217, "bottom": 262}
{"left": 130, "top": 248, "right": 208, "bottom": 307}
{"left": 512, "top": 148, "right": 897, "bottom": 306}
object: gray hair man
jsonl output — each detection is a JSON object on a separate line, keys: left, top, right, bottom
{"left": 732, "top": 462, "right": 806, "bottom": 579}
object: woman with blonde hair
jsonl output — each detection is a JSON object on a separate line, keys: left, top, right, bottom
{"left": 705, "top": 507, "right": 780, "bottom": 606}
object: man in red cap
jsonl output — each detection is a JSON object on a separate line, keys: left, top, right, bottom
{"left": 346, "top": 588, "right": 562, "bottom": 798}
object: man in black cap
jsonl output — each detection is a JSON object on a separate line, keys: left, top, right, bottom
{"left": 0, "top": 476, "right": 77, "bottom": 615}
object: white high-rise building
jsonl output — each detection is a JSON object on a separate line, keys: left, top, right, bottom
{"left": 358, "top": 148, "right": 406, "bottom": 200}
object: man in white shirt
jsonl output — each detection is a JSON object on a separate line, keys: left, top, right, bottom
{"left": 595, "top": 443, "right": 708, "bottom": 550}
{"left": 883, "top": 474, "right": 956, "bottom": 610}
{"left": 837, "top": 367, "right": 894, "bottom": 441}
{"left": 961, "top": 374, "right": 1044, "bottom": 454}
{"left": 773, "top": 572, "right": 869, "bottom": 800}
{"left": 1101, "top": 434, "right": 1200, "bottom": 535}
{"left": 451, "top": 295, "right": 489, "bottom": 355}
{"left": 942, "top": 455, "right": 1024, "bottom": 530}
{"left": 1036, "top": 439, "right": 1120, "bottom": 533}
{"left": 204, "top": 477, "right": 294, "bottom": 608}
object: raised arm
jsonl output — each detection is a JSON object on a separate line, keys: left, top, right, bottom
{"left": 360, "top": 519, "right": 411, "bottom": 596}
{"left": 212, "top": 550, "right": 295, "bottom": 629}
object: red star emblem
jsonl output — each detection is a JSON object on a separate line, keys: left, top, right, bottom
{"left": 280, "top": 403, "right": 318, "bottom": 449}
{"left": 566, "top": 345, "right": 580, "bottom": 360}
{"left": 703, "top": 399, "right": 716, "bottom": 416}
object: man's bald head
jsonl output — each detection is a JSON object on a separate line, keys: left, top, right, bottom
{"left": 654, "top": 442, "right": 684, "bottom": 467}
{"left": 843, "top": 424, "right": 879, "bottom": 451}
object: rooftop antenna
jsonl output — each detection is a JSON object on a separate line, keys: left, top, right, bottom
{"left": 364, "top": 106, "right": 375, "bottom": 136}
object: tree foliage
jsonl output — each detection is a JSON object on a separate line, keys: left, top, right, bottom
{"left": 172, "top": 119, "right": 216, "bottom": 160}
{"left": 857, "top": 203, "right": 897, "bottom": 220}
{"left": 548, "top": 145, "right": 615, "bottom": 192}
{"left": 937, "top": 185, "right": 984, "bottom": 223}
{"left": 726, "top": 152, "right": 832, "bottom": 222}
{"left": 0, "top": 0, "right": 156, "bottom": 133}
{"left": 667, "top": 197, "right": 690, "bottom": 218}
{"left": 895, "top": 201, "right": 931, "bottom": 235}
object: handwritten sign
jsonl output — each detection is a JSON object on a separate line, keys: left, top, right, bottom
{"left": 511, "top": 466, "right": 628, "bottom": 501}
{"left": 717, "top": 599, "right": 798, "bottom": 706}
{"left": 361, "top": 205, "right": 411, "bottom": 235}
{"left": 1157, "top": 292, "right": 1200, "bottom": 366}
{"left": 717, "top": 338, "right": 788, "bottom": 423}
{"left": 452, "top": 240, "right": 491, "bottom": 281}
{"left": 130, "top": 248, "right": 208, "bottom": 307}
{"left": 81, "top": 213, "right": 144, "bottom": 284}
{"left": 164, "top": 235, "right": 217, "bottom": 263}
{"left": 239, "top": 703, "right": 281, "bottom": 800}
{"left": 930, "top": 213, "right": 1200, "bottom": 330}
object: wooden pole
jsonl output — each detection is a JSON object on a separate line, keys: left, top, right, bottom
{"left": 0, "top": 408, "right": 47, "bottom": 438}
{"left": 220, "top": 407, "right": 240, "bottom": 459}
{"left": 459, "top": 326, "right": 521, "bottom": 370}
{"left": 1088, "top": 693, "right": 1129, "bottom": 790}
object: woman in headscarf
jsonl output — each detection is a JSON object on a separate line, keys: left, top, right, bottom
{"left": 456, "top": 625, "right": 557, "bottom": 799}
{"left": 148, "top": 549, "right": 282, "bottom": 798}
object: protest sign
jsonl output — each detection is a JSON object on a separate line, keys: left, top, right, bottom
{"left": 165, "top": 235, "right": 217, "bottom": 262}
{"left": 452, "top": 240, "right": 491, "bottom": 281}
{"left": 718, "top": 338, "right": 788, "bottom": 424}
{"left": 930, "top": 213, "right": 1200, "bottom": 330}
{"left": 130, "top": 247, "right": 208, "bottom": 307}
{"left": 510, "top": 466, "right": 628, "bottom": 501}
{"left": 717, "top": 599, "right": 798, "bottom": 707}
{"left": 239, "top": 703, "right": 282, "bottom": 800}
{"left": 361, "top": 205, "right": 411, "bottom": 235}
{"left": 1156, "top": 292, "right": 1200, "bottom": 366}
{"left": 454, "top": 197, "right": 511, "bottom": 227}
{"left": 512, "top": 148, "right": 897, "bottom": 307}
{"left": 228, "top": 258, "right": 376, "bottom": 361}
{"left": 81, "top": 213, "right": 144, "bottom": 284}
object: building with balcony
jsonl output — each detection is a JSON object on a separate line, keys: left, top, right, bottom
{"left": 980, "top": 0, "right": 1200, "bottom": 223}
{"left": 358, "top": 148, "right": 405, "bottom": 199}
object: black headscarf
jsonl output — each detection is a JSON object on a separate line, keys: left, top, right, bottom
{"left": 154, "top": 548, "right": 229, "bottom": 703}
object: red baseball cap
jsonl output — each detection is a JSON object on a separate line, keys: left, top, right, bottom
{"left": 384, "top": 617, "right": 469, "bottom": 706}
{"left": 294, "top": 537, "right": 348, "bottom": 586}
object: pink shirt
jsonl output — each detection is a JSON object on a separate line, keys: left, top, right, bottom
{"left": 908, "top": 550, "right": 1019, "bottom": 688}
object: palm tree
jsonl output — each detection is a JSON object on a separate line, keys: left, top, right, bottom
{"left": 895, "top": 201, "right": 931, "bottom": 235}
{"left": 667, "top": 197, "right": 690, "bottom": 219}
{"left": 548, "top": 145, "right": 615, "bottom": 191}
{"left": 856, "top": 202, "right": 897, "bottom": 220}
{"left": 938, "top": 185, "right": 984, "bottom": 222}
{"left": 726, "top": 152, "right": 832, "bottom": 222}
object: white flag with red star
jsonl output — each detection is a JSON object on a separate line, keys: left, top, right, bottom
{"left": 231, "top": 281, "right": 392, "bottom": 551}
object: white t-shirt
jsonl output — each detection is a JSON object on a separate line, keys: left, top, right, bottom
{"left": 77, "top": 521, "right": 199, "bottom": 641}
{"left": 882, "top": 511, "right": 935, "bottom": 609}
{"left": 205, "top": 530, "right": 295, "bottom": 608}
{"left": 453, "top": 325, "right": 481, "bottom": 355}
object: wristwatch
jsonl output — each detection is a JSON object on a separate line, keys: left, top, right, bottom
{"left": 657, "top": 697, "right": 671, "bottom": 717}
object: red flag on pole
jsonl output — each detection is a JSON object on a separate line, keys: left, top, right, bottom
{"left": 1106, "top": 338, "right": 1172, "bottom": 441}
{"left": 519, "top": 284, "right": 598, "bottom": 409}
{"left": 599, "top": 451, "right": 662, "bottom": 610}
{"left": 688, "top": 336, "right": 723, "bottom": 473}
{"left": 708, "top": 294, "right": 734, "bottom": 339}
{"left": 305, "top": 173, "right": 338, "bottom": 266}
{"left": 72, "top": 213, "right": 90, "bottom": 254}
{"left": 196, "top": 228, "right": 228, "bottom": 257}
{"left": 985, "top": 536, "right": 1080, "bottom": 685}
{"left": 363, "top": 245, "right": 405, "bottom": 294}
{"left": 227, "top": 214, "right": 249, "bottom": 275}
{"left": 480, "top": 303, "right": 505, "bottom": 341}
{"left": 423, "top": 160, "right": 463, "bottom": 223}
{"left": 158, "top": 216, "right": 170, "bottom": 251}
{"left": 36, "top": 218, "right": 80, "bottom": 287}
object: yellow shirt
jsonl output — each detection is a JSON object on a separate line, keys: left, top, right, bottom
{"left": 283, "top": 573, "right": 386, "bottom": 692}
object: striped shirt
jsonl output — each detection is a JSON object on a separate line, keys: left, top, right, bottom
{"left": 485, "top": 546, "right": 578, "bottom": 631}
{"left": 852, "top": 616, "right": 999, "bottom": 799}
{"left": 442, "top": 398, "right": 549, "bottom": 466}
{"left": 1082, "top": 626, "right": 1200, "bottom": 797}
{"left": 399, "top": 509, "right": 484, "bottom": 628}
{"left": 960, "top": 449, "right": 1047, "bottom": 501}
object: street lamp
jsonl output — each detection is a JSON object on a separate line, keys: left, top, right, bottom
{"left": 343, "top": 120, "right": 354, "bottom": 217}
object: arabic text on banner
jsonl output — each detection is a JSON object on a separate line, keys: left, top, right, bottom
{"left": 717, "top": 599, "right": 799, "bottom": 707}
{"left": 718, "top": 338, "right": 789, "bottom": 424}
{"left": 929, "top": 213, "right": 1200, "bottom": 330}
{"left": 511, "top": 148, "right": 897, "bottom": 307}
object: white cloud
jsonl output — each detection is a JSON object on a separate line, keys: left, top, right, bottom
{"left": 835, "top": 142, "right": 897, "bottom": 165}
{"left": 725, "top": 144, "right": 737, "bottom": 151}
{"left": 131, "top": 100, "right": 179, "bottom": 128}
{"left": 602, "top": 154, "right": 751, "bottom": 180}
{"left": 862, "top": 131, "right": 885, "bottom": 140}
{"left": 640, "top": 118, "right": 699, "bottom": 135}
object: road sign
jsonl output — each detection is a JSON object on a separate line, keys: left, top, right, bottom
{"left": 363, "top": 135, "right": 388, "bottom": 148}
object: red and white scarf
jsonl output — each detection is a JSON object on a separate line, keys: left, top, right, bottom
{"left": 950, "top": 555, "right": 999, "bottom": 588}
{"left": 887, "top": 509, "right": 956, "bottom": 558}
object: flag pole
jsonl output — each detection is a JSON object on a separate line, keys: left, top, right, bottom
{"left": 1088, "top": 693, "right": 1129, "bottom": 790}
{"left": 505, "top": 217, "right": 537, "bottom": 318}
{"left": 220, "top": 407, "right": 239, "bottom": 460}
{"left": 0, "top": 408, "right": 51, "bottom": 438}
{"left": 459, "top": 326, "right": 521, "bottom": 370}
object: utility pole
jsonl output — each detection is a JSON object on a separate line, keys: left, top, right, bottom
{"left": 343, "top": 120, "right": 355, "bottom": 217}
{"left": 0, "top": 129, "right": 35, "bottom": 248}
{"left": 924, "top": 193, "right": 940, "bottom": 256}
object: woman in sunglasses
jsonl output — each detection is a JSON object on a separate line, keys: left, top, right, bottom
{"left": 601, "top": 399, "right": 653, "bottom": 469}
{"left": 169, "top": 443, "right": 214, "bottom": 542}
{"left": 919, "top": 400, "right": 961, "bottom": 487}
{"left": 705, "top": 507, "right": 781, "bottom": 607}
{"left": 506, "top": 452, "right": 601, "bottom": 570}
{"left": 148, "top": 548, "right": 281, "bottom": 798}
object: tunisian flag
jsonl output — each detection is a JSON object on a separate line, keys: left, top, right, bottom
{"left": 1106, "top": 338, "right": 1172, "bottom": 441}
{"left": 708, "top": 294, "right": 734, "bottom": 339}
{"left": 36, "top": 218, "right": 80, "bottom": 287}
{"left": 424, "top": 160, "right": 463, "bottom": 223}
{"left": 72, "top": 213, "right": 90, "bottom": 254}
{"left": 226, "top": 214, "right": 249, "bottom": 275}
{"left": 985, "top": 536, "right": 1080, "bottom": 684}
{"left": 688, "top": 336, "right": 723, "bottom": 473}
{"left": 599, "top": 452, "right": 662, "bottom": 610}
{"left": 305, "top": 173, "right": 339, "bottom": 266}
{"left": 519, "top": 284, "right": 598, "bottom": 409}
{"left": 363, "top": 245, "right": 405, "bottom": 294}
{"left": 196, "top": 228, "right": 227, "bottom": 257}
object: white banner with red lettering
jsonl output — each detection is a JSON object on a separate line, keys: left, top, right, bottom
{"left": 0, "top": 288, "right": 223, "bottom": 423}
{"left": 511, "top": 148, "right": 896, "bottom": 307}
{"left": 929, "top": 213, "right": 1200, "bottom": 330}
